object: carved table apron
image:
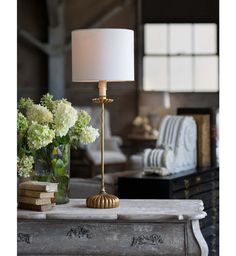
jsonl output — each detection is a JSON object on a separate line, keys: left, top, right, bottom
{"left": 17, "top": 199, "right": 208, "bottom": 256}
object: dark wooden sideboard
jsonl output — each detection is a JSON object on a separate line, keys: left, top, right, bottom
{"left": 118, "top": 167, "right": 219, "bottom": 256}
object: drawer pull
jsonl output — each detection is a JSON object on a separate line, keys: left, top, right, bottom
{"left": 17, "top": 233, "right": 32, "bottom": 244}
{"left": 212, "top": 208, "right": 218, "bottom": 213}
{"left": 184, "top": 179, "right": 190, "bottom": 189}
{"left": 196, "top": 177, "right": 201, "bottom": 183}
{"left": 66, "top": 226, "right": 92, "bottom": 239}
{"left": 131, "top": 234, "right": 164, "bottom": 246}
{"left": 184, "top": 190, "right": 189, "bottom": 199}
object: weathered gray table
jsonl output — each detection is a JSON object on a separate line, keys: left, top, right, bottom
{"left": 17, "top": 199, "right": 208, "bottom": 256}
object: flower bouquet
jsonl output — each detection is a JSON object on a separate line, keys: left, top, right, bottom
{"left": 17, "top": 93, "right": 99, "bottom": 204}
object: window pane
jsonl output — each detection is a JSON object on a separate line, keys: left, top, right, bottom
{"left": 169, "top": 24, "right": 192, "bottom": 54}
{"left": 194, "top": 56, "right": 218, "bottom": 92}
{"left": 143, "top": 56, "right": 168, "bottom": 91}
{"left": 144, "top": 24, "right": 168, "bottom": 54}
{"left": 170, "top": 57, "right": 193, "bottom": 92}
{"left": 194, "top": 24, "right": 217, "bottom": 54}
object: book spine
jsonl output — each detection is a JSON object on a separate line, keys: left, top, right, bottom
{"left": 18, "top": 196, "right": 51, "bottom": 205}
{"left": 19, "top": 183, "right": 58, "bottom": 192}
{"left": 18, "top": 190, "right": 55, "bottom": 199}
{"left": 18, "top": 203, "right": 55, "bottom": 212}
{"left": 210, "top": 110, "right": 217, "bottom": 167}
{"left": 19, "top": 184, "right": 48, "bottom": 192}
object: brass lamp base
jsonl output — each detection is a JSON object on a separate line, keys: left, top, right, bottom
{"left": 86, "top": 81, "right": 120, "bottom": 209}
{"left": 86, "top": 192, "right": 119, "bottom": 209}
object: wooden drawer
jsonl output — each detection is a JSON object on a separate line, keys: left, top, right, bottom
{"left": 191, "top": 191, "right": 219, "bottom": 210}
{"left": 172, "top": 171, "right": 219, "bottom": 191}
{"left": 201, "top": 224, "right": 219, "bottom": 239}
{"left": 205, "top": 236, "right": 219, "bottom": 256}
{"left": 173, "top": 181, "right": 219, "bottom": 199}
{"left": 200, "top": 208, "right": 219, "bottom": 229}
{"left": 202, "top": 225, "right": 219, "bottom": 256}
{"left": 18, "top": 220, "right": 201, "bottom": 256}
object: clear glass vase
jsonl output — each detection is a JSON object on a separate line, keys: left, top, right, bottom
{"left": 33, "top": 144, "right": 70, "bottom": 204}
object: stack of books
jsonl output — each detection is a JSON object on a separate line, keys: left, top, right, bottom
{"left": 18, "top": 181, "right": 58, "bottom": 211}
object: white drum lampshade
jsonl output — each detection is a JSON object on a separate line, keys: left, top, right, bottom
{"left": 72, "top": 28, "right": 134, "bottom": 82}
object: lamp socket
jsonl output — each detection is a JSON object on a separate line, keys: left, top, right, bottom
{"left": 98, "top": 80, "right": 107, "bottom": 97}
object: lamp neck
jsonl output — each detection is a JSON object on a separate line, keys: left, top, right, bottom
{"left": 98, "top": 80, "right": 107, "bottom": 97}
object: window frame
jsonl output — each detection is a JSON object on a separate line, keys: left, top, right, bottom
{"left": 142, "top": 22, "right": 219, "bottom": 93}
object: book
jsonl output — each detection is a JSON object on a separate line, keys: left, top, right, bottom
{"left": 18, "top": 202, "right": 55, "bottom": 212}
{"left": 192, "top": 115, "right": 211, "bottom": 168}
{"left": 19, "top": 181, "right": 58, "bottom": 192}
{"left": 177, "top": 108, "right": 218, "bottom": 167}
{"left": 18, "top": 196, "right": 52, "bottom": 205}
{"left": 18, "top": 189, "right": 55, "bottom": 199}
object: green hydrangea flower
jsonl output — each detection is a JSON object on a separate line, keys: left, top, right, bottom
{"left": 40, "top": 93, "right": 55, "bottom": 111}
{"left": 27, "top": 121, "right": 55, "bottom": 150}
{"left": 18, "top": 97, "right": 33, "bottom": 110}
{"left": 76, "top": 110, "right": 91, "bottom": 128}
{"left": 71, "top": 110, "right": 91, "bottom": 135}
{"left": 69, "top": 110, "right": 92, "bottom": 147}
{"left": 17, "top": 111, "right": 28, "bottom": 133}
{"left": 17, "top": 155, "right": 34, "bottom": 178}
{"left": 27, "top": 104, "right": 53, "bottom": 124}
{"left": 41, "top": 93, "right": 71, "bottom": 113}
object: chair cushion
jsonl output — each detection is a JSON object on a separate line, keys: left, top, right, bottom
{"left": 129, "top": 154, "right": 143, "bottom": 169}
{"left": 87, "top": 150, "right": 127, "bottom": 165}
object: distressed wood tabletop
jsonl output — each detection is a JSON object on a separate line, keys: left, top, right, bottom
{"left": 17, "top": 199, "right": 206, "bottom": 221}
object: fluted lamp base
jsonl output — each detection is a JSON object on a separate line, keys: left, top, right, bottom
{"left": 86, "top": 192, "right": 119, "bottom": 209}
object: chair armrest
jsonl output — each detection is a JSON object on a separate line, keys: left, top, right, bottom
{"left": 110, "top": 136, "right": 123, "bottom": 146}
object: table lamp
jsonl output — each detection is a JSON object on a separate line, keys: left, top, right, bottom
{"left": 72, "top": 28, "right": 134, "bottom": 208}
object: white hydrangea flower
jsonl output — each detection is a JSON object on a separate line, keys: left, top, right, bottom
{"left": 54, "top": 102, "right": 78, "bottom": 137}
{"left": 27, "top": 104, "right": 53, "bottom": 124}
{"left": 80, "top": 126, "right": 99, "bottom": 145}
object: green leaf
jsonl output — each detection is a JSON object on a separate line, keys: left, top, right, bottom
{"left": 53, "top": 159, "right": 65, "bottom": 176}
{"left": 51, "top": 158, "right": 57, "bottom": 170}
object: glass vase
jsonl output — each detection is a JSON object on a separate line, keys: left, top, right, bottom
{"left": 33, "top": 144, "right": 70, "bottom": 204}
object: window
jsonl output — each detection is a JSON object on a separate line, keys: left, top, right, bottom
{"left": 143, "top": 23, "right": 218, "bottom": 92}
